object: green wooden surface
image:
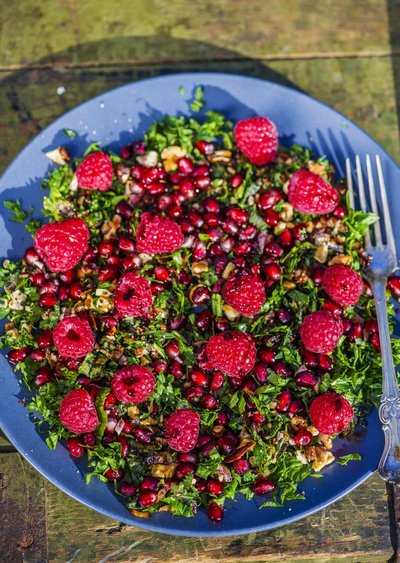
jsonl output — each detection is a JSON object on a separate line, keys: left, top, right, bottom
{"left": 1, "top": 0, "right": 400, "bottom": 561}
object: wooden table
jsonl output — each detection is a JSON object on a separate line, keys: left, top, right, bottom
{"left": 1, "top": 1, "right": 400, "bottom": 561}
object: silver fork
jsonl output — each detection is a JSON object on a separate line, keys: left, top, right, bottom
{"left": 346, "top": 154, "right": 400, "bottom": 484}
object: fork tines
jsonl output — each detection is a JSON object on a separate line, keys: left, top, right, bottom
{"left": 345, "top": 154, "right": 397, "bottom": 261}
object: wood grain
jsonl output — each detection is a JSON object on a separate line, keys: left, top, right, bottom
{"left": 0, "top": 0, "right": 392, "bottom": 67}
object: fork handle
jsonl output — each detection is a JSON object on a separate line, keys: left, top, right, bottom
{"left": 371, "top": 280, "right": 400, "bottom": 484}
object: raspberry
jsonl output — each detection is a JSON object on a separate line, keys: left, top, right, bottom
{"left": 111, "top": 365, "right": 156, "bottom": 404}
{"left": 60, "top": 389, "right": 99, "bottom": 434}
{"left": 288, "top": 170, "right": 339, "bottom": 215}
{"left": 76, "top": 152, "right": 114, "bottom": 192}
{"left": 205, "top": 331, "right": 257, "bottom": 378}
{"left": 234, "top": 117, "right": 278, "bottom": 166}
{"left": 309, "top": 392, "right": 354, "bottom": 435}
{"left": 34, "top": 218, "right": 90, "bottom": 273}
{"left": 53, "top": 316, "right": 95, "bottom": 358}
{"left": 164, "top": 408, "right": 200, "bottom": 453}
{"left": 136, "top": 213, "right": 184, "bottom": 255}
{"left": 222, "top": 271, "right": 265, "bottom": 316}
{"left": 114, "top": 272, "right": 153, "bottom": 317}
{"left": 322, "top": 264, "right": 363, "bottom": 306}
{"left": 300, "top": 311, "right": 343, "bottom": 354}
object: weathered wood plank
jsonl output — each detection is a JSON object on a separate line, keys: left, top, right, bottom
{"left": 0, "top": 453, "right": 47, "bottom": 562}
{"left": 0, "top": 56, "right": 398, "bottom": 177}
{"left": 43, "top": 471, "right": 391, "bottom": 561}
{"left": 0, "top": 0, "right": 393, "bottom": 67}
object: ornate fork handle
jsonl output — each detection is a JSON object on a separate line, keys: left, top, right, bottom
{"left": 372, "top": 280, "right": 400, "bottom": 484}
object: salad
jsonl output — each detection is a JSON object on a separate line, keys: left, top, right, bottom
{"left": 1, "top": 99, "right": 400, "bottom": 523}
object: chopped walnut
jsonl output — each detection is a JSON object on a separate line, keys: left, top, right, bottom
{"left": 314, "top": 244, "right": 329, "bottom": 263}
{"left": 222, "top": 262, "right": 236, "bottom": 280}
{"left": 328, "top": 254, "right": 353, "bottom": 266}
{"left": 307, "top": 425, "right": 319, "bottom": 437}
{"left": 290, "top": 416, "right": 308, "bottom": 431}
{"left": 318, "top": 433, "right": 333, "bottom": 450}
{"left": 151, "top": 464, "right": 178, "bottom": 479}
{"left": 45, "top": 146, "right": 70, "bottom": 165}
{"left": 216, "top": 464, "right": 232, "bottom": 482}
{"left": 293, "top": 269, "right": 309, "bottom": 284}
{"left": 191, "top": 260, "right": 208, "bottom": 275}
{"left": 127, "top": 406, "right": 140, "bottom": 418}
{"left": 308, "top": 161, "right": 327, "bottom": 177}
{"left": 223, "top": 304, "right": 241, "bottom": 321}
{"left": 208, "top": 150, "right": 232, "bottom": 163}
{"left": 137, "top": 150, "right": 159, "bottom": 168}
{"left": 283, "top": 280, "right": 296, "bottom": 290}
{"left": 279, "top": 202, "right": 294, "bottom": 222}
{"left": 101, "top": 214, "right": 122, "bottom": 239}
{"left": 161, "top": 146, "right": 186, "bottom": 172}
{"left": 311, "top": 446, "right": 335, "bottom": 472}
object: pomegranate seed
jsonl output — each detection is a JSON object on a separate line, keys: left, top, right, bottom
{"left": 179, "top": 179, "right": 196, "bottom": 200}
{"left": 118, "top": 436, "right": 130, "bottom": 458}
{"left": 333, "top": 204, "right": 347, "bottom": 219}
{"left": 120, "top": 145, "right": 132, "bottom": 159}
{"left": 58, "top": 285, "right": 69, "bottom": 301}
{"left": 121, "top": 254, "right": 142, "bottom": 272}
{"left": 150, "top": 281, "right": 165, "bottom": 294}
{"left": 176, "top": 462, "right": 196, "bottom": 480}
{"left": 300, "top": 347, "right": 318, "bottom": 368}
{"left": 98, "top": 241, "right": 115, "bottom": 257}
{"left": 67, "top": 438, "right": 85, "bottom": 458}
{"left": 253, "top": 363, "right": 269, "bottom": 383}
{"left": 388, "top": 276, "right": 400, "bottom": 298}
{"left": 197, "top": 434, "right": 212, "bottom": 448}
{"left": 322, "top": 301, "right": 343, "bottom": 317}
{"left": 40, "top": 280, "right": 59, "bottom": 295}
{"left": 215, "top": 317, "right": 229, "bottom": 332}
{"left": 178, "top": 271, "right": 191, "bottom": 285}
{"left": 195, "top": 140, "right": 215, "bottom": 155}
{"left": 233, "top": 458, "right": 250, "bottom": 474}
{"left": 276, "top": 308, "right": 291, "bottom": 324}
{"left": 41, "top": 294, "right": 57, "bottom": 308}
{"left": 263, "top": 208, "right": 280, "bottom": 227}
{"left": 210, "top": 371, "right": 225, "bottom": 391}
{"left": 252, "top": 411, "right": 265, "bottom": 424}
{"left": 257, "top": 190, "right": 283, "bottom": 211}
{"left": 311, "top": 267, "right": 326, "bottom": 286}
{"left": 99, "top": 265, "right": 118, "bottom": 282}
{"left": 190, "top": 285, "right": 211, "bottom": 304}
{"left": 193, "top": 175, "right": 211, "bottom": 190}
{"left": 295, "top": 370, "right": 319, "bottom": 388}
{"left": 137, "top": 491, "right": 158, "bottom": 507}
{"left": 167, "top": 205, "right": 183, "bottom": 220}
{"left": 82, "top": 433, "right": 96, "bottom": 447}
{"left": 253, "top": 477, "right": 275, "bottom": 495}
{"left": 189, "top": 368, "right": 208, "bottom": 387}
{"left": 30, "top": 271, "right": 46, "bottom": 286}
{"left": 187, "top": 210, "right": 204, "bottom": 228}
{"left": 170, "top": 359, "right": 184, "bottom": 378}
{"left": 195, "top": 477, "right": 208, "bottom": 493}
{"left": 207, "top": 479, "right": 223, "bottom": 496}
{"left": 104, "top": 468, "right": 124, "bottom": 481}
{"left": 192, "top": 164, "right": 210, "bottom": 177}
{"left": 83, "top": 246, "right": 98, "bottom": 262}
{"left": 165, "top": 339, "right": 180, "bottom": 358}
{"left": 217, "top": 433, "right": 237, "bottom": 455}
{"left": 132, "top": 140, "right": 146, "bottom": 155}
{"left": 152, "top": 359, "right": 168, "bottom": 374}
{"left": 171, "top": 193, "right": 185, "bottom": 206}
{"left": 348, "top": 322, "right": 363, "bottom": 342}
{"left": 289, "top": 398, "right": 305, "bottom": 415}
{"left": 24, "top": 247, "right": 40, "bottom": 266}
{"left": 370, "top": 332, "right": 381, "bottom": 352}
{"left": 67, "top": 282, "right": 84, "bottom": 300}
{"left": 227, "top": 207, "right": 249, "bottom": 226}
{"left": 59, "top": 269, "right": 76, "bottom": 284}
{"left": 118, "top": 236, "right": 135, "bottom": 254}
{"left": 318, "top": 354, "right": 333, "bottom": 371}
{"left": 168, "top": 315, "right": 185, "bottom": 330}
{"left": 119, "top": 482, "right": 137, "bottom": 497}
{"left": 38, "top": 330, "right": 53, "bottom": 349}
{"left": 366, "top": 320, "right": 379, "bottom": 333}
{"left": 98, "top": 316, "right": 118, "bottom": 331}
{"left": 116, "top": 201, "right": 133, "bottom": 219}
{"left": 152, "top": 266, "right": 170, "bottom": 283}
{"left": 343, "top": 318, "right": 353, "bottom": 333}
{"left": 132, "top": 426, "right": 154, "bottom": 445}
{"left": 279, "top": 229, "right": 294, "bottom": 248}
{"left": 234, "top": 241, "right": 252, "bottom": 256}
{"left": 259, "top": 349, "right": 276, "bottom": 364}
{"left": 202, "top": 393, "right": 218, "bottom": 409}
{"left": 185, "top": 386, "right": 204, "bottom": 403}
{"left": 193, "top": 241, "right": 207, "bottom": 260}
{"left": 242, "top": 379, "right": 257, "bottom": 393}
{"left": 34, "top": 366, "right": 52, "bottom": 386}
{"left": 208, "top": 502, "right": 223, "bottom": 522}
{"left": 30, "top": 348, "right": 46, "bottom": 362}
{"left": 264, "top": 242, "right": 284, "bottom": 258}
{"left": 204, "top": 213, "right": 220, "bottom": 228}
{"left": 262, "top": 262, "right": 281, "bottom": 282}
{"left": 221, "top": 218, "right": 238, "bottom": 236}
{"left": 230, "top": 173, "right": 243, "bottom": 188}
{"left": 276, "top": 389, "right": 292, "bottom": 413}
{"left": 293, "top": 223, "right": 307, "bottom": 241}
{"left": 295, "top": 429, "right": 313, "bottom": 446}
{"left": 196, "top": 310, "right": 212, "bottom": 331}
{"left": 139, "top": 477, "right": 159, "bottom": 492}
{"left": 217, "top": 411, "right": 229, "bottom": 425}
{"left": 272, "top": 361, "right": 291, "bottom": 378}
{"left": 178, "top": 157, "right": 195, "bottom": 175}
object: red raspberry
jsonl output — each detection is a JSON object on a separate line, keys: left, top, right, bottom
{"left": 309, "top": 392, "right": 354, "bottom": 435}
{"left": 205, "top": 331, "right": 257, "bottom": 378}
{"left": 111, "top": 365, "right": 156, "bottom": 404}
{"left": 222, "top": 271, "right": 265, "bottom": 316}
{"left": 34, "top": 218, "right": 90, "bottom": 273}
{"left": 76, "top": 152, "right": 114, "bottom": 192}
{"left": 322, "top": 264, "right": 363, "bottom": 306}
{"left": 53, "top": 316, "right": 95, "bottom": 358}
{"left": 164, "top": 408, "right": 200, "bottom": 453}
{"left": 114, "top": 272, "right": 153, "bottom": 317}
{"left": 234, "top": 116, "right": 278, "bottom": 166}
{"left": 136, "top": 213, "right": 184, "bottom": 255}
{"left": 288, "top": 170, "right": 339, "bottom": 215}
{"left": 60, "top": 389, "right": 99, "bottom": 434}
{"left": 300, "top": 311, "right": 343, "bottom": 354}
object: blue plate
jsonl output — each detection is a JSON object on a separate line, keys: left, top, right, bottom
{"left": 0, "top": 73, "right": 399, "bottom": 537}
